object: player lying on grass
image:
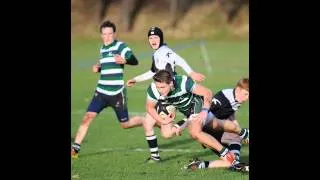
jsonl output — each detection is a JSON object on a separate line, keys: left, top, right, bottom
{"left": 183, "top": 78, "right": 249, "bottom": 172}
{"left": 143, "top": 70, "right": 237, "bottom": 167}
{"left": 183, "top": 126, "right": 249, "bottom": 172}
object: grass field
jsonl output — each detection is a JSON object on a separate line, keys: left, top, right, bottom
{"left": 71, "top": 38, "right": 249, "bottom": 180}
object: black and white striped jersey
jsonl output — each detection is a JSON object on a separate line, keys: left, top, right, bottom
{"left": 210, "top": 88, "right": 242, "bottom": 119}
{"left": 132, "top": 45, "right": 194, "bottom": 82}
{"left": 151, "top": 45, "right": 193, "bottom": 75}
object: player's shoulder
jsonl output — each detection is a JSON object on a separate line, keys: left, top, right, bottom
{"left": 100, "top": 45, "right": 107, "bottom": 53}
{"left": 221, "top": 88, "right": 234, "bottom": 96}
{"left": 115, "top": 40, "right": 127, "bottom": 47}
{"left": 147, "top": 82, "right": 155, "bottom": 93}
{"left": 147, "top": 82, "right": 153, "bottom": 89}
{"left": 213, "top": 89, "right": 224, "bottom": 98}
{"left": 154, "top": 45, "right": 174, "bottom": 56}
{"left": 219, "top": 88, "right": 236, "bottom": 101}
{"left": 147, "top": 82, "right": 160, "bottom": 99}
{"left": 174, "top": 75, "right": 191, "bottom": 84}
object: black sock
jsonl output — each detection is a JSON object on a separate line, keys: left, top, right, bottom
{"left": 239, "top": 128, "right": 249, "bottom": 139}
{"left": 175, "top": 120, "right": 184, "bottom": 127}
{"left": 219, "top": 147, "right": 229, "bottom": 157}
{"left": 146, "top": 134, "right": 160, "bottom": 160}
{"left": 174, "top": 118, "right": 187, "bottom": 127}
{"left": 204, "top": 161, "right": 210, "bottom": 168}
{"left": 72, "top": 143, "right": 81, "bottom": 153}
{"left": 229, "top": 143, "right": 241, "bottom": 161}
{"left": 197, "top": 161, "right": 210, "bottom": 169}
{"left": 174, "top": 118, "right": 188, "bottom": 130}
{"left": 210, "top": 148, "right": 220, "bottom": 156}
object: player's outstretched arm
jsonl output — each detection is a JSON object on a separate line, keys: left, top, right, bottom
{"left": 127, "top": 70, "right": 156, "bottom": 87}
{"left": 191, "top": 84, "right": 213, "bottom": 120}
{"left": 188, "top": 71, "right": 206, "bottom": 82}
{"left": 173, "top": 52, "right": 205, "bottom": 82}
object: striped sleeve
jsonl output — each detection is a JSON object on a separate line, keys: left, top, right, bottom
{"left": 147, "top": 85, "right": 158, "bottom": 103}
{"left": 119, "top": 43, "right": 133, "bottom": 60}
{"left": 185, "top": 76, "right": 195, "bottom": 92}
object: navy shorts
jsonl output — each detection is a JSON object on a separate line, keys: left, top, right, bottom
{"left": 87, "top": 89, "right": 129, "bottom": 123}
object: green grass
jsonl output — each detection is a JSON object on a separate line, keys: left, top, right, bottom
{"left": 71, "top": 38, "right": 249, "bottom": 180}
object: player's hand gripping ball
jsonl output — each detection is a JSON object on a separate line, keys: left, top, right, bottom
{"left": 157, "top": 104, "right": 176, "bottom": 120}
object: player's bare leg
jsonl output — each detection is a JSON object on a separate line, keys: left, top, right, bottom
{"left": 184, "top": 157, "right": 248, "bottom": 172}
{"left": 184, "top": 143, "right": 234, "bottom": 170}
{"left": 188, "top": 117, "right": 224, "bottom": 152}
{"left": 221, "top": 125, "right": 242, "bottom": 163}
{"left": 187, "top": 116, "right": 235, "bottom": 164}
{"left": 143, "top": 113, "right": 161, "bottom": 162}
{"left": 184, "top": 157, "right": 232, "bottom": 170}
{"left": 212, "top": 118, "right": 249, "bottom": 144}
{"left": 120, "top": 116, "right": 145, "bottom": 129}
{"left": 72, "top": 112, "right": 97, "bottom": 158}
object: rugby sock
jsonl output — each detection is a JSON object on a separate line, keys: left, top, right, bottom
{"left": 174, "top": 118, "right": 188, "bottom": 129}
{"left": 219, "top": 147, "right": 229, "bottom": 157}
{"left": 197, "top": 161, "right": 210, "bottom": 169}
{"left": 239, "top": 128, "right": 249, "bottom": 139}
{"left": 72, "top": 143, "right": 81, "bottom": 153}
{"left": 229, "top": 143, "right": 241, "bottom": 162}
{"left": 146, "top": 135, "right": 160, "bottom": 160}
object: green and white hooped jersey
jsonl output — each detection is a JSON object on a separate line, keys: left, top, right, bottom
{"left": 147, "top": 75, "right": 197, "bottom": 112}
{"left": 96, "top": 40, "right": 133, "bottom": 96}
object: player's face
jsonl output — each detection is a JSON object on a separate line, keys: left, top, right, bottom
{"left": 101, "top": 27, "right": 115, "bottom": 46}
{"left": 148, "top": 35, "right": 160, "bottom": 50}
{"left": 155, "top": 81, "right": 173, "bottom": 97}
{"left": 235, "top": 88, "right": 249, "bottom": 103}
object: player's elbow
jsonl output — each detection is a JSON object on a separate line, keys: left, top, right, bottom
{"left": 127, "top": 55, "right": 139, "bottom": 65}
{"left": 204, "top": 89, "right": 213, "bottom": 101}
{"left": 131, "top": 60, "right": 139, "bottom": 65}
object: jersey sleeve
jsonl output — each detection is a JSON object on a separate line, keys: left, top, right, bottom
{"left": 185, "top": 76, "right": 195, "bottom": 92}
{"left": 170, "top": 51, "right": 193, "bottom": 74}
{"left": 119, "top": 43, "right": 139, "bottom": 65}
{"left": 119, "top": 43, "right": 133, "bottom": 60}
{"left": 133, "top": 70, "right": 155, "bottom": 82}
{"left": 147, "top": 85, "right": 158, "bottom": 103}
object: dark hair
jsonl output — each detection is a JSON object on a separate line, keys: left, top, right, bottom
{"left": 100, "top": 20, "right": 116, "bottom": 33}
{"left": 153, "top": 70, "right": 173, "bottom": 84}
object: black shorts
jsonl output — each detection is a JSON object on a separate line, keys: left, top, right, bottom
{"left": 202, "top": 124, "right": 225, "bottom": 156}
{"left": 87, "top": 89, "right": 129, "bottom": 123}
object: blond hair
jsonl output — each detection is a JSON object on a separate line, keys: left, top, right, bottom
{"left": 236, "top": 78, "right": 249, "bottom": 91}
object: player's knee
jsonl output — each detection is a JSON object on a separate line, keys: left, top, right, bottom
{"left": 82, "top": 113, "right": 96, "bottom": 125}
{"left": 120, "top": 122, "right": 130, "bottom": 129}
{"left": 143, "top": 121, "right": 155, "bottom": 131}
{"left": 189, "top": 131, "right": 199, "bottom": 140}
{"left": 231, "top": 124, "right": 240, "bottom": 133}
